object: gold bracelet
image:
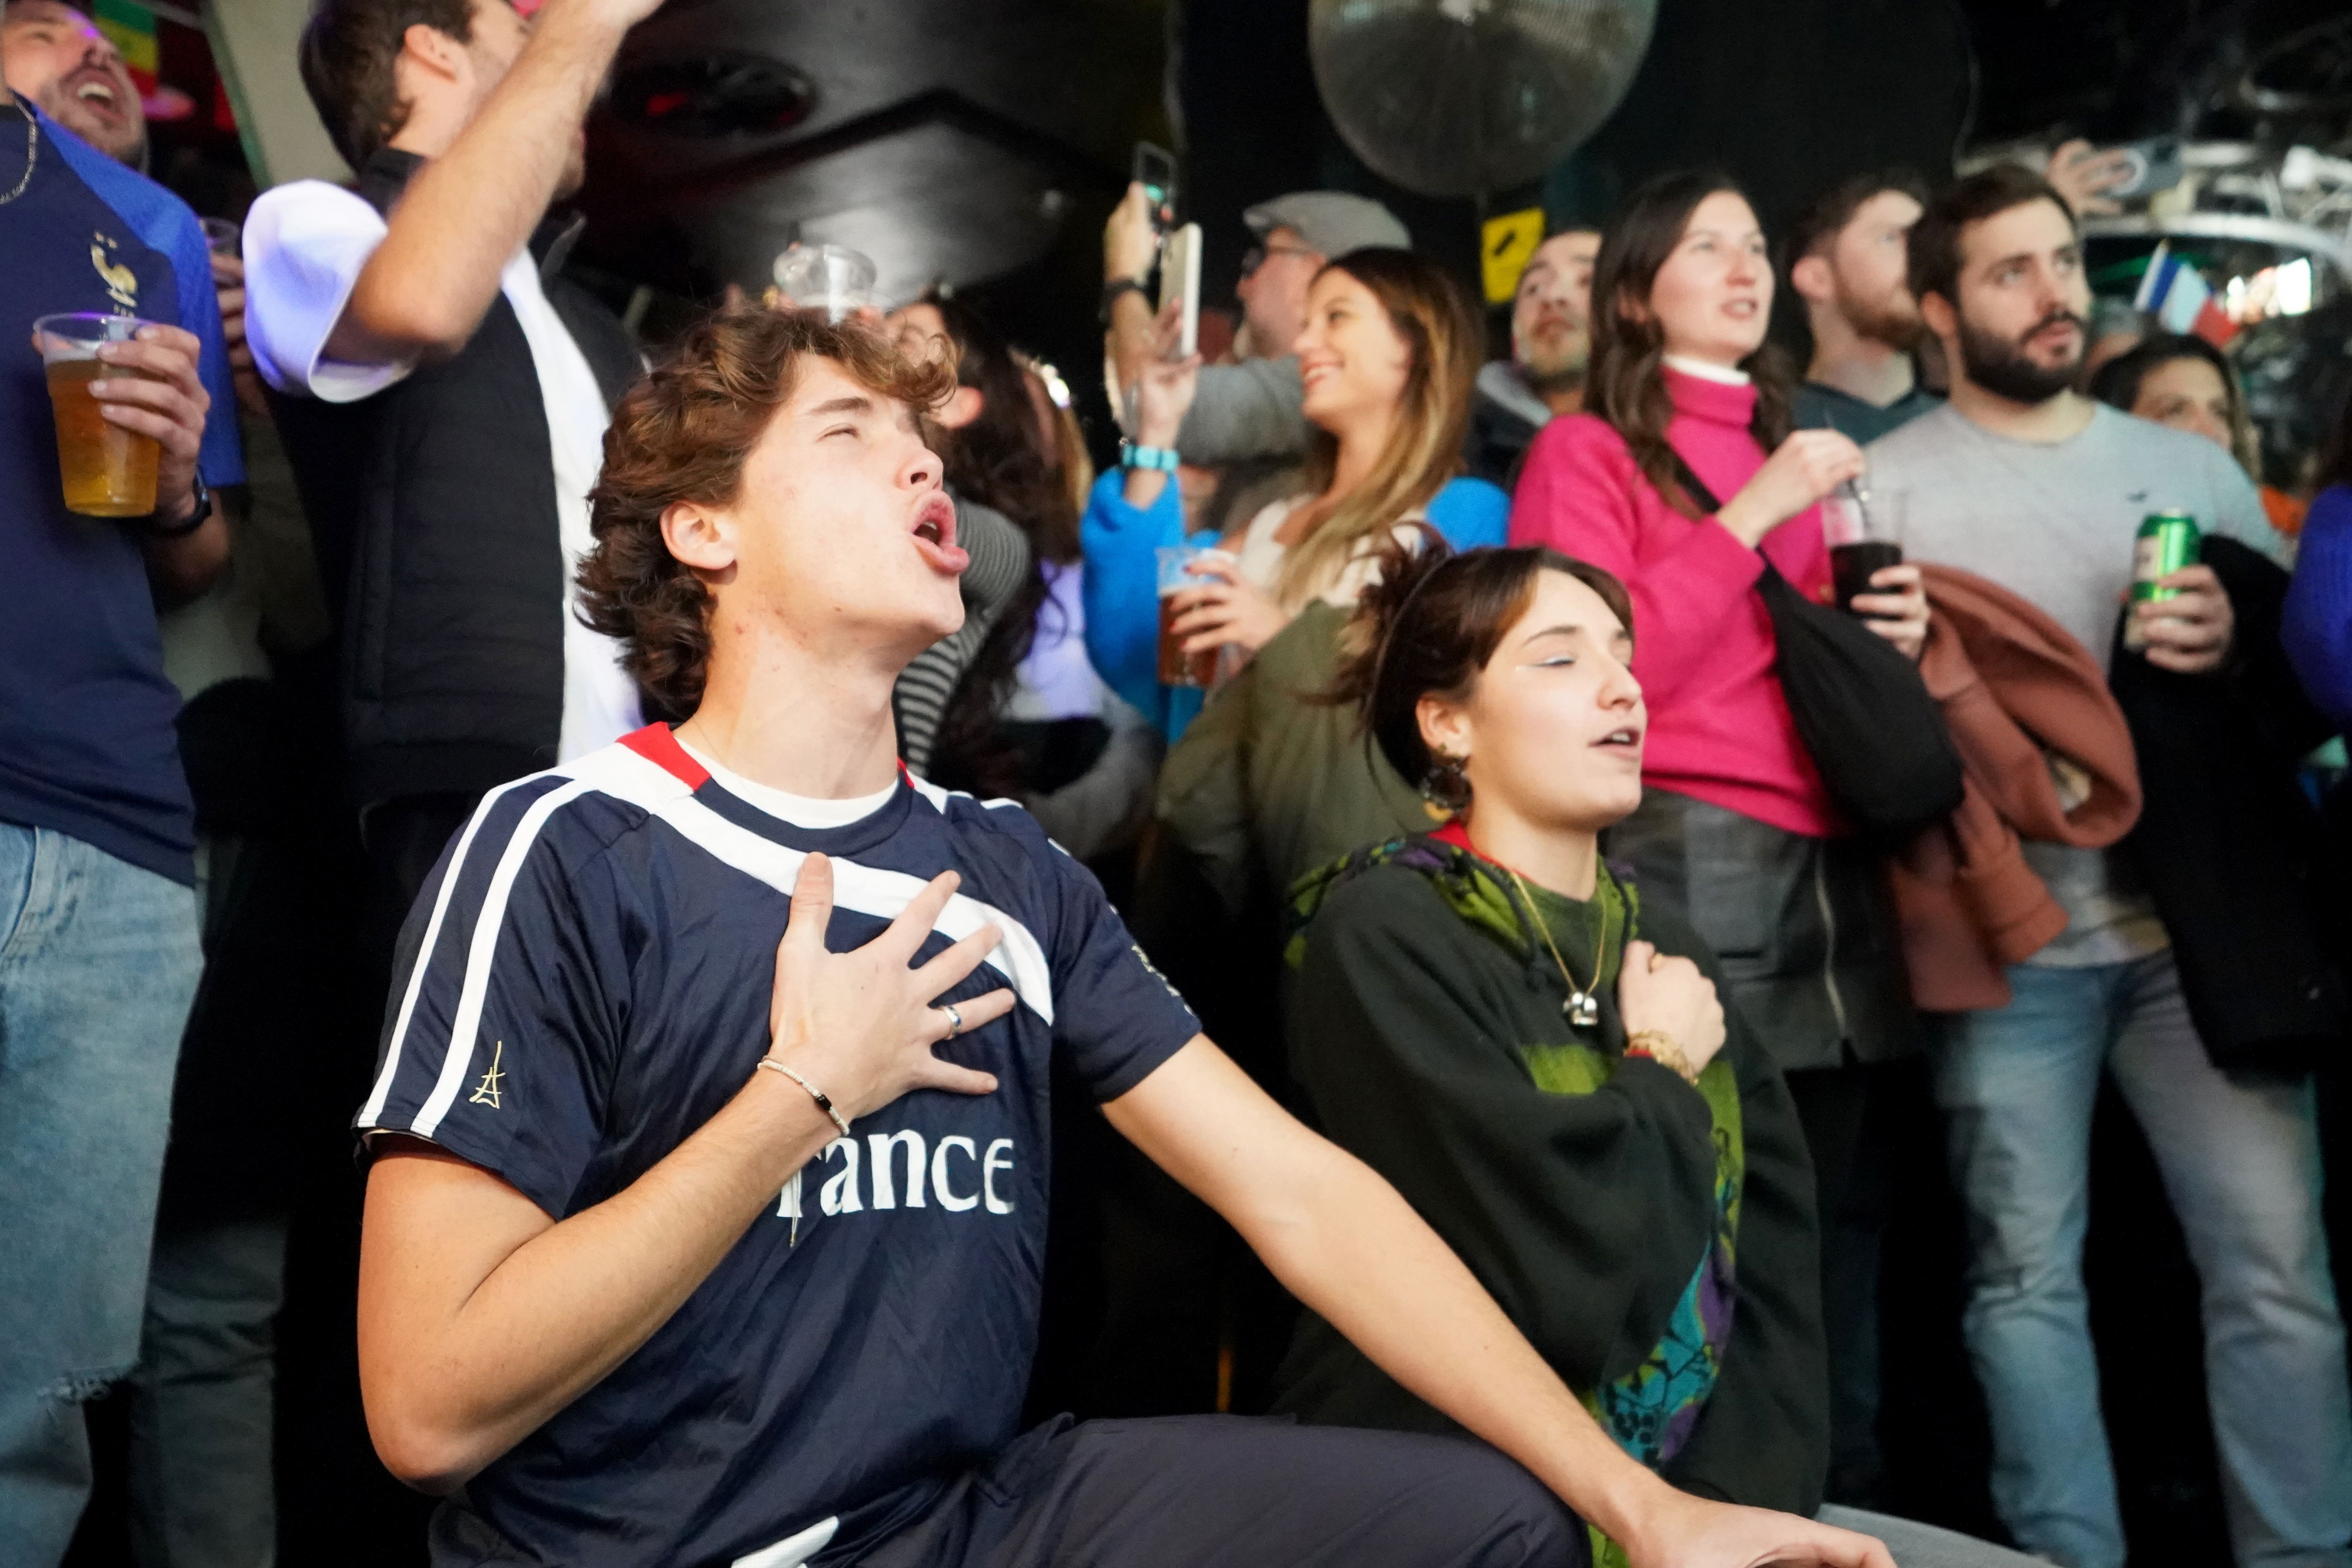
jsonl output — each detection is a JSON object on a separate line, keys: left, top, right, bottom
{"left": 1625, "top": 1030, "right": 1699, "bottom": 1085}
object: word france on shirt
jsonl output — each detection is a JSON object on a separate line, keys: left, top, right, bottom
{"left": 778, "top": 1127, "right": 1018, "bottom": 1226}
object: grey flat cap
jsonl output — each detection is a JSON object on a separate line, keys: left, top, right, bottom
{"left": 1243, "top": 191, "right": 1411, "bottom": 259}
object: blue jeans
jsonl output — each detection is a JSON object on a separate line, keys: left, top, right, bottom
{"left": 1931, "top": 951, "right": 2352, "bottom": 1568}
{"left": 0, "top": 824, "right": 200, "bottom": 1567}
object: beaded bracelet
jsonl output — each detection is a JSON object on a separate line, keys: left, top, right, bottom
{"left": 757, "top": 1057, "right": 851, "bottom": 1137}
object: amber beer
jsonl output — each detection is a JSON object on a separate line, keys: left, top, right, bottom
{"left": 1157, "top": 592, "right": 1220, "bottom": 688}
{"left": 1155, "top": 545, "right": 1228, "bottom": 688}
{"left": 35, "top": 313, "right": 163, "bottom": 519}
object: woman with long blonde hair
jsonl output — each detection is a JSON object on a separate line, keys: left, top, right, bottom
{"left": 1082, "top": 247, "right": 1507, "bottom": 741}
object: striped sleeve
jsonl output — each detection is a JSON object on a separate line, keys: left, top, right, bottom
{"left": 354, "top": 776, "right": 622, "bottom": 1217}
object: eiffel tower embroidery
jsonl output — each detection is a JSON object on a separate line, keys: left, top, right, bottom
{"left": 468, "top": 1041, "right": 505, "bottom": 1109}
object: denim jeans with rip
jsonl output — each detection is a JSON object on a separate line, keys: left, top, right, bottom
{"left": 0, "top": 824, "right": 199, "bottom": 1567}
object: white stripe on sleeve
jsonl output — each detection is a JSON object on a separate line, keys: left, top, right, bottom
{"left": 358, "top": 772, "right": 558, "bottom": 1129}
{"left": 410, "top": 779, "right": 597, "bottom": 1140}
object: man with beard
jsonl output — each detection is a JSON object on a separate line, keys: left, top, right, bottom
{"left": 1867, "top": 167, "right": 2352, "bottom": 1568}
{"left": 1785, "top": 173, "right": 1938, "bottom": 443}
{"left": 1470, "top": 227, "right": 1599, "bottom": 482}
{"left": 0, "top": 0, "right": 140, "bottom": 163}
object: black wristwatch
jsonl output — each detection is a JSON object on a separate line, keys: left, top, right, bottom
{"left": 1099, "top": 276, "right": 1150, "bottom": 326}
{"left": 145, "top": 473, "right": 210, "bottom": 539}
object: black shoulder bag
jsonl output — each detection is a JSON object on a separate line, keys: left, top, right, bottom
{"left": 1671, "top": 454, "right": 1962, "bottom": 845}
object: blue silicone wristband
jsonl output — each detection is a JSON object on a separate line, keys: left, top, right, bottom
{"left": 1121, "top": 440, "right": 1181, "bottom": 472}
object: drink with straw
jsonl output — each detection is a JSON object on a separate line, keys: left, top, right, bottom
{"left": 1823, "top": 480, "right": 1906, "bottom": 616}
{"left": 34, "top": 313, "right": 163, "bottom": 518}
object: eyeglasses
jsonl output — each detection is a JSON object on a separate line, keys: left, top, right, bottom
{"left": 1240, "top": 242, "right": 1320, "bottom": 279}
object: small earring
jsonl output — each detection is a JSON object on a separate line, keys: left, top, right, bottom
{"left": 1421, "top": 751, "right": 1471, "bottom": 814}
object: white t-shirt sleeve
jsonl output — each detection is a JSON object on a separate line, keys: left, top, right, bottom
{"left": 241, "top": 180, "right": 419, "bottom": 404}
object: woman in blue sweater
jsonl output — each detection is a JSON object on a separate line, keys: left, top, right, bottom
{"left": 2283, "top": 400, "right": 2352, "bottom": 726}
{"left": 1083, "top": 247, "right": 1507, "bottom": 740}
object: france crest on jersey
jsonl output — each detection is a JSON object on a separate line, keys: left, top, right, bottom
{"left": 356, "top": 724, "right": 1199, "bottom": 1568}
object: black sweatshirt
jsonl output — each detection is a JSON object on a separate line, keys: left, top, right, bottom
{"left": 1272, "top": 834, "right": 1828, "bottom": 1518}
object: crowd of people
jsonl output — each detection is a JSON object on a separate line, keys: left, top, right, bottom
{"left": 5, "top": 0, "right": 2352, "bottom": 1566}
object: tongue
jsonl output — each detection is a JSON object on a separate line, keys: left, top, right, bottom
{"left": 915, "top": 535, "right": 969, "bottom": 575}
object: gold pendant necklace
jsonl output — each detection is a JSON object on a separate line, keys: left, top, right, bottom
{"left": 1509, "top": 867, "right": 1609, "bottom": 1029}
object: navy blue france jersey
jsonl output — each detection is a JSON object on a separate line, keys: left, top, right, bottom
{"left": 356, "top": 724, "right": 1200, "bottom": 1568}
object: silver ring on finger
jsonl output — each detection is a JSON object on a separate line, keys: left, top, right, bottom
{"left": 938, "top": 1002, "right": 963, "bottom": 1039}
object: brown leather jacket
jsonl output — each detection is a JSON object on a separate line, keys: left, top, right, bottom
{"left": 1889, "top": 565, "right": 2142, "bottom": 1011}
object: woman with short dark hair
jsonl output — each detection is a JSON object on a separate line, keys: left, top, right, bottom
{"left": 1278, "top": 540, "right": 2040, "bottom": 1568}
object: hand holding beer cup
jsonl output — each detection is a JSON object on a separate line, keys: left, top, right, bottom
{"left": 1168, "top": 550, "right": 1290, "bottom": 662}
{"left": 33, "top": 314, "right": 211, "bottom": 522}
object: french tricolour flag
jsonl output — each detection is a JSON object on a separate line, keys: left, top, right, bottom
{"left": 2133, "top": 242, "right": 2236, "bottom": 347}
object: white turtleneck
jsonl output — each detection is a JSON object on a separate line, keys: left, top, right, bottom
{"left": 1661, "top": 354, "right": 1751, "bottom": 386}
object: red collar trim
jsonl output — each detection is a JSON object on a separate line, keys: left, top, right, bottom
{"left": 619, "top": 723, "right": 711, "bottom": 790}
{"left": 1431, "top": 819, "right": 1532, "bottom": 880}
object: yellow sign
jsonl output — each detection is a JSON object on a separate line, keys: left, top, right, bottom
{"left": 1480, "top": 208, "right": 1546, "bottom": 304}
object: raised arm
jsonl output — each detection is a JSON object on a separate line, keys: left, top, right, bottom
{"left": 1102, "top": 182, "right": 1162, "bottom": 399}
{"left": 357, "top": 857, "right": 1010, "bottom": 1491}
{"left": 1105, "top": 1039, "right": 1895, "bottom": 1568}
{"left": 325, "top": 0, "right": 660, "bottom": 364}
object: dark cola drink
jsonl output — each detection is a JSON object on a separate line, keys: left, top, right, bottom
{"left": 1832, "top": 540, "right": 1904, "bottom": 616}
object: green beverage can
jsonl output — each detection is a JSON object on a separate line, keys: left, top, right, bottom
{"left": 2124, "top": 510, "right": 2201, "bottom": 650}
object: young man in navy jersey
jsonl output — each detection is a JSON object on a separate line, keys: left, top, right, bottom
{"left": 353, "top": 307, "right": 1894, "bottom": 1568}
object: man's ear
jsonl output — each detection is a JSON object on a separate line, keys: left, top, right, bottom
{"left": 1918, "top": 288, "right": 1958, "bottom": 343}
{"left": 1789, "top": 253, "right": 1833, "bottom": 306}
{"left": 397, "top": 22, "right": 466, "bottom": 87}
{"left": 661, "top": 500, "right": 737, "bottom": 577}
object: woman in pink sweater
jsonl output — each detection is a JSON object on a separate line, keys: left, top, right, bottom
{"left": 1510, "top": 172, "right": 1929, "bottom": 1500}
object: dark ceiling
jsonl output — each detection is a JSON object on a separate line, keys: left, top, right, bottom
{"left": 577, "top": 0, "right": 1168, "bottom": 306}
{"left": 559, "top": 0, "right": 2350, "bottom": 459}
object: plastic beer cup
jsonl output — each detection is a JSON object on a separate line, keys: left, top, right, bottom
{"left": 771, "top": 244, "right": 880, "bottom": 323}
{"left": 34, "top": 313, "right": 163, "bottom": 518}
{"left": 1156, "top": 545, "right": 1230, "bottom": 688}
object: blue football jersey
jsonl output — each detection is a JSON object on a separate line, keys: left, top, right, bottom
{"left": 356, "top": 724, "right": 1200, "bottom": 1567}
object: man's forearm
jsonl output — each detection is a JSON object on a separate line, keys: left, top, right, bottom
{"left": 334, "top": 0, "right": 630, "bottom": 361}
{"left": 143, "top": 494, "right": 229, "bottom": 605}
{"left": 359, "top": 1072, "right": 834, "bottom": 1489}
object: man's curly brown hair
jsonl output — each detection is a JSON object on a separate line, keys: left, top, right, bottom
{"left": 578, "top": 307, "right": 956, "bottom": 719}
